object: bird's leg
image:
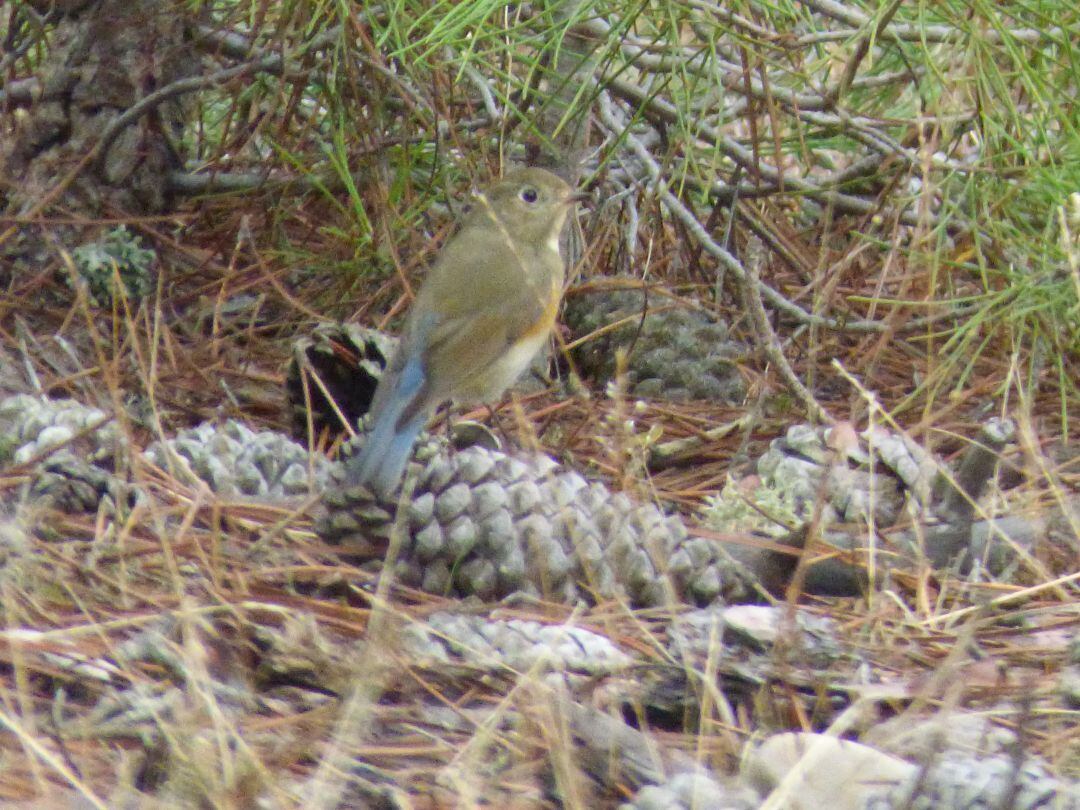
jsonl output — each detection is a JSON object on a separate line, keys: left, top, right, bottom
{"left": 485, "top": 401, "right": 503, "bottom": 436}
{"left": 433, "top": 400, "right": 453, "bottom": 434}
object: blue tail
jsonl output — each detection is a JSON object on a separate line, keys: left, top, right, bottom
{"left": 345, "top": 351, "right": 429, "bottom": 495}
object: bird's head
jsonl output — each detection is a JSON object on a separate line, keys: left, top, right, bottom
{"left": 472, "top": 167, "right": 582, "bottom": 249}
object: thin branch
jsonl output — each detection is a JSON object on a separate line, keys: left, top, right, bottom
{"left": 0, "top": 77, "right": 39, "bottom": 107}
{"left": 600, "top": 92, "right": 880, "bottom": 334}
{"left": 91, "top": 57, "right": 292, "bottom": 175}
{"left": 741, "top": 237, "right": 836, "bottom": 426}
{"left": 606, "top": 76, "right": 940, "bottom": 230}
{"left": 798, "top": 0, "right": 1067, "bottom": 44}
{"left": 827, "top": 0, "right": 906, "bottom": 108}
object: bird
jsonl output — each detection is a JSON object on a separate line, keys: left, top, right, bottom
{"left": 345, "top": 167, "right": 580, "bottom": 495}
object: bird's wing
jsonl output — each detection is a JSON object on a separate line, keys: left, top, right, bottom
{"left": 415, "top": 217, "right": 558, "bottom": 385}
{"left": 422, "top": 285, "right": 551, "bottom": 396}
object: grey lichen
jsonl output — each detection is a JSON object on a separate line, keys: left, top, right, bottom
{"left": 69, "top": 225, "right": 156, "bottom": 306}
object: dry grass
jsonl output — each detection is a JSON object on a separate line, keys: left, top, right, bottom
{"left": 0, "top": 185, "right": 1074, "bottom": 804}
{"left": 0, "top": 0, "right": 1077, "bottom": 806}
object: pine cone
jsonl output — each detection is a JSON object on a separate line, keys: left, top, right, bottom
{"left": 0, "top": 394, "right": 121, "bottom": 467}
{"left": 0, "top": 394, "right": 137, "bottom": 512}
{"left": 319, "top": 437, "right": 739, "bottom": 607}
{"left": 885, "top": 752, "right": 1080, "bottom": 809}
{"left": 146, "top": 420, "right": 330, "bottom": 498}
{"left": 284, "top": 322, "right": 397, "bottom": 441}
{"left": 31, "top": 454, "right": 139, "bottom": 512}
{"left": 701, "top": 423, "right": 929, "bottom": 596}
{"left": 702, "top": 421, "right": 1055, "bottom": 590}
{"left": 563, "top": 283, "right": 746, "bottom": 402}
{"left": 704, "top": 424, "right": 919, "bottom": 539}
{"left": 402, "top": 612, "right": 634, "bottom": 677}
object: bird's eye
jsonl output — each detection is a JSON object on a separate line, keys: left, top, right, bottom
{"left": 520, "top": 187, "right": 539, "bottom": 203}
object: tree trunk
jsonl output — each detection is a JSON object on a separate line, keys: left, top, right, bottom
{"left": 2, "top": 0, "right": 197, "bottom": 271}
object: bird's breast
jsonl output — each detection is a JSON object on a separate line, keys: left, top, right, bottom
{"left": 461, "top": 327, "right": 550, "bottom": 403}
{"left": 457, "top": 269, "right": 561, "bottom": 402}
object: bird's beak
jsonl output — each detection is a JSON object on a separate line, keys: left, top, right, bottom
{"left": 566, "top": 190, "right": 590, "bottom": 206}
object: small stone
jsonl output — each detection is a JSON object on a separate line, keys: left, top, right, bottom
{"left": 743, "top": 732, "right": 914, "bottom": 810}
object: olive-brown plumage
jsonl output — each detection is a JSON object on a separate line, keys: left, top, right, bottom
{"left": 346, "top": 168, "right": 577, "bottom": 494}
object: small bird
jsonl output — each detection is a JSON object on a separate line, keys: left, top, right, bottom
{"left": 345, "top": 167, "right": 579, "bottom": 494}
